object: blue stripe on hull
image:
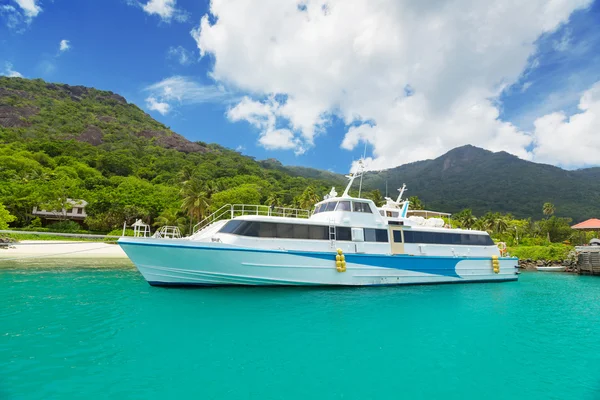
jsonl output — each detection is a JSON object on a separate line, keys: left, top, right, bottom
{"left": 303, "top": 252, "right": 461, "bottom": 278}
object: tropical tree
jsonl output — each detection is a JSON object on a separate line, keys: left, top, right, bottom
{"left": 366, "top": 189, "right": 385, "bottom": 207}
{"left": 454, "top": 209, "right": 477, "bottom": 229}
{"left": 543, "top": 202, "right": 555, "bottom": 218}
{"left": 153, "top": 208, "right": 187, "bottom": 232}
{"left": 408, "top": 196, "right": 425, "bottom": 210}
{"left": 474, "top": 217, "right": 492, "bottom": 232}
{"left": 0, "top": 203, "right": 16, "bottom": 230}
{"left": 266, "top": 193, "right": 283, "bottom": 208}
{"left": 542, "top": 202, "right": 556, "bottom": 241}
{"left": 298, "top": 186, "right": 320, "bottom": 210}
{"left": 493, "top": 216, "right": 509, "bottom": 234}
{"left": 180, "top": 177, "right": 210, "bottom": 231}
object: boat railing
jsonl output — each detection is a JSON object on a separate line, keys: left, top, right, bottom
{"left": 192, "top": 204, "right": 311, "bottom": 234}
{"left": 152, "top": 225, "right": 182, "bottom": 239}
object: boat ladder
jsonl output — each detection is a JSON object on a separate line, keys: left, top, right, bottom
{"left": 329, "top": 218, "right": 336, "bottom": 248}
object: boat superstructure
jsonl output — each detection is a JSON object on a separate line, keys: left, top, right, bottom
{"left": 119, "top": 168, "right": 519, "bottom": 287}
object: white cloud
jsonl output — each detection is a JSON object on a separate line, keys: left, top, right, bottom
{"left": 192, "top": 0, "right": 592, "bottom": 169}
{"left": 59, "top": 39, "right": 70, "bottom": 52}
{"left": 141, "top": 0, "right": 188, "bottom": 22}
{"left": 14, "top": 0, "right": 41, "bottom": 18}
{"left": 145, "top": 96, "right": 171, "bottom": 115}
{"left": 144, "top": 75, "right": 234, "bottom": 114}
{"left": 227, "top": 96, "right": 306, "bottom": 153}
{"left": 1, "top": 0, "right": 41, "bottom": 29}
{"left": 531, "top": 81, "right": 600, "bottom": 167}
{"left": 167, "top": 46, "right": 194, "bottom": 65}
{"left": 259, "top": 129, "right": 298, "bottom": 150}
{"left": 1, "top": 62, "right": 23, "bottom": 78}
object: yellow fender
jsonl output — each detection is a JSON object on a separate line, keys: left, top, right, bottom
{"left": 336, "top": 248, "right": 347, "bottom": 272}
{"left": 492, "top": 255, "right": 500, "bottom": 274}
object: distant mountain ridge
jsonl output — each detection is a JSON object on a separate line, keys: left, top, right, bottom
{"left": 359, "top": 145, "right": 600, "bottom": 222}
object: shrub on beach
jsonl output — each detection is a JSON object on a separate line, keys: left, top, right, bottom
{"left": 507, "top": 244, "right": 573, "bottom": 262}
{"left": 47, "top": 220, "right": 82, "bottom": 233}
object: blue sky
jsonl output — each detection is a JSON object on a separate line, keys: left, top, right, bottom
{"left": 2, "top": 0, "right": 600, "bottom": 172}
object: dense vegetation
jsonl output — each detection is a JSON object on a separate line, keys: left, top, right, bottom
{"left": 0, "top": 77, "right": 343, "bottom": 234}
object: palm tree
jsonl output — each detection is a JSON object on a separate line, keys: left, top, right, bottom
{"left": 176, "top": 165, "right": 195, "bottom": 185}
{"left": 543, "top": 202, "right": 555, "bottom": 218}
{"left": 455, "top": 209, "right": 477, "bottom": 229}
{"left": 180, "top": 178, "right": 210, "bottom": 231}
{"left": 543, "top": 202, "right": 556, "bottom": 242}
{"left": 408, "top": 196, "right": 424, "bottom": 210}
{"left": 474, "top": 217, "right": 492, "bottom": 233}
{"left": 493, "top": 217, "right": 508, "bottom": 234}
{"left": 367, "top": 190, "right": 385, "bottom": 207}
{"left": 153, "top": 208, "right": 187, "bottom": 232}
{"left": 298, "top": 186, "right": 320, "bottom": 210}
{"left": 266, "top": 193, "right": 283, "bottom": 208}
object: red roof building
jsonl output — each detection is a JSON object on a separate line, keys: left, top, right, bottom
{"left": 572, "top": 219, "right": 600, "bottom": 230}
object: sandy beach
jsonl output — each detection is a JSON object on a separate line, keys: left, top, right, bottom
{"left": 0, "top": 240, "right": 128, "bottom": 260}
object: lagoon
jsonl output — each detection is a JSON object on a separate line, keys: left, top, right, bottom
{"left": 2, "top": 263, "right": 600, "bottom": 399}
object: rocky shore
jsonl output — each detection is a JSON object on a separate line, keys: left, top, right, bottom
{"left": 518, "top": 258, "right": 578, "bottom": 272}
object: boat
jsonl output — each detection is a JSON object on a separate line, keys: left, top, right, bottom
{"left": 118, "top": 169, "right": 519, "bottom": 287}
{"left": 535, "top": 266, "right": 566, "bottom": 272}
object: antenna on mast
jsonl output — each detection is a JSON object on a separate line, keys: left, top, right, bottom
{"left": 358, "top": 142, "right": 368, "bottom": 198}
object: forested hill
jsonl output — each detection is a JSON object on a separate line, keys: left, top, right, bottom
{"left": 360, "top": 145, "right": 600, "bottom": 222}
{"left": 0, "top": 77, "right": 342, "bottom": 232}
{"left": 0, "top": 76, "right": 597, "bottom": 230}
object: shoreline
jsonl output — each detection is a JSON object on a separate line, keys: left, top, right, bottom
{"left": 0, "top": 240, "right": 129, "bottom": 261}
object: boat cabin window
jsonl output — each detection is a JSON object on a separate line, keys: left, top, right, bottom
{"left": 313, "top": 203, "right": 326, "bottom": 214}
{"left": 364, "top": 228, "right": 389, "bottom": 243}
{"left": 336, "top": 201, "right": 351, "bottom": 212}
{"left": 352, "top": 202, "right": 372, "bottom": 213}
{"left": 325, "top": 201, "right": 338, "bottom": 212}
{"left": 219, "top": 220, "right": 389, "bottom": 243}
{"left": 402, "top": 230, "right": 494, "bottom": 246}
{"left": 385, "top": 211, "right": 399, "bottom": 218}
{"left": 336, "top": 226, "right": 352, "bottom": 241}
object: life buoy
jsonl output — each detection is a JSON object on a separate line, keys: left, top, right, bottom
{"left": 497, "top": 242, "right": 507, "bottom": 257}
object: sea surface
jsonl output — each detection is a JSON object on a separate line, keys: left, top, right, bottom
{"left": 2, "top": 261, "right": 600, "bottom": 400}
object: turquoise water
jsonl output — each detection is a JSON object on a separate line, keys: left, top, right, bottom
{"left": 2, "top": 263, "right": 600, "bottom": 400}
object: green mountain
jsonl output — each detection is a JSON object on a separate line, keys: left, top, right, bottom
{"left": 0, "top": 77, "right": 338, "bottom": 232}
{"left": 360, "top": 145, "right": 600, "bottom": 222}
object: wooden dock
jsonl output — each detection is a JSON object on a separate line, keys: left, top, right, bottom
{"left": 576, "top": 247, "right": 600, "bottom": 275}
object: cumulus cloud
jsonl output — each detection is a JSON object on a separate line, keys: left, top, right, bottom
{"left": 146, "top": 96, "right": 170, "bottom": 115}
{"left": 227, "top": 96, "right": 303, "bottom": 152}
{"left": 59, "top": 39, "right": 70, "bottom": 52}
{"left": 1, "top": 0, "right": 41, "bottom": 29}
{"left": 531, "top": 81, "right": 600, "bottom": 167}
{"left": 192, "top": 0, "right": 592, "bottom": 168}
{"left": 15, "top": 0, "right": 41, "bottom": 18}
{"left": 141, "top": 0, "right": 188, "bottom": 22}
{"left": 167, "top": 46, "right": 194, "bottom": 65}
{"left": 1, "top": 62, "right": 23, "bottom": 78}
{"left": 144, "top": 75, "right": 234, "bottom": 114}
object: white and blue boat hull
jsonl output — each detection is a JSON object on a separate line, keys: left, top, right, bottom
{"left": 119, "top": 238, "right": 519, "bottom": 287}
